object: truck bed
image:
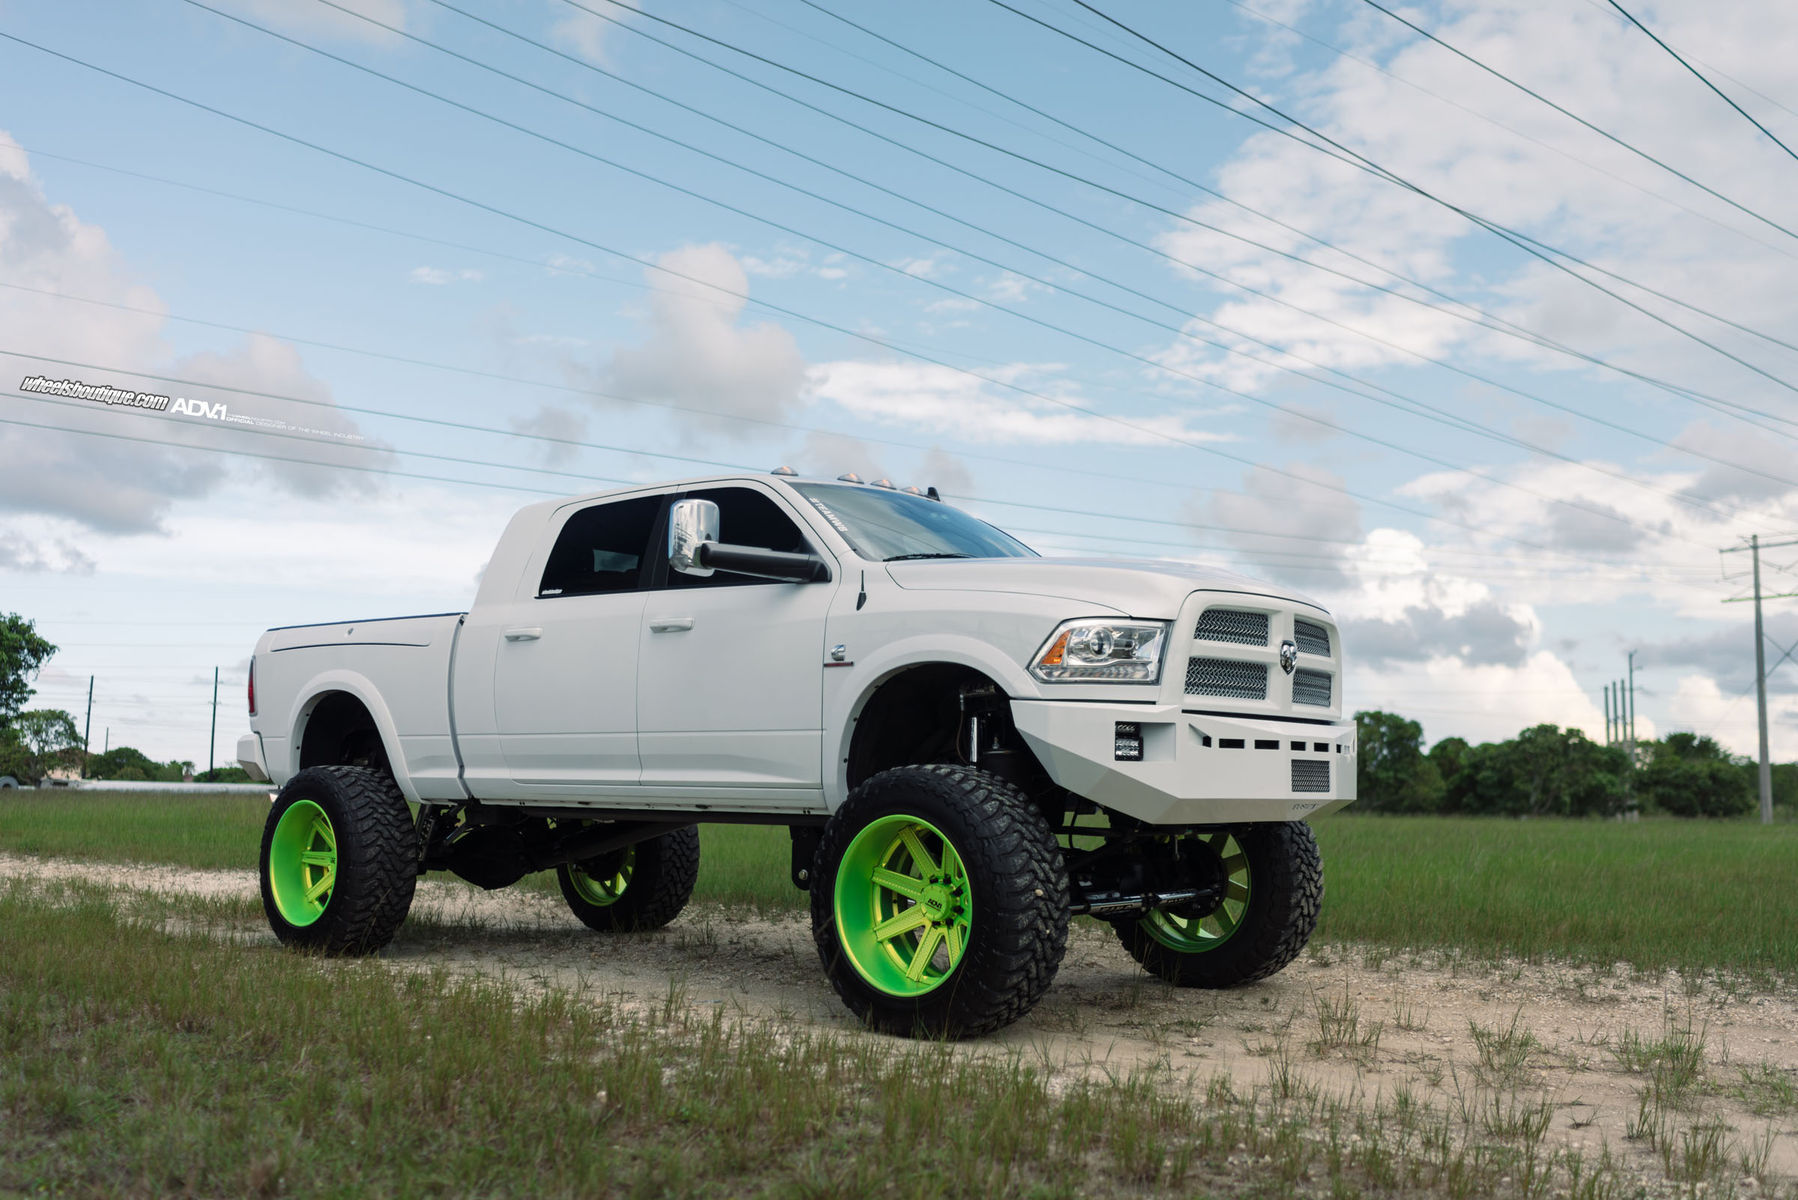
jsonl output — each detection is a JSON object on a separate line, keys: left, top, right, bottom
{"left": 252, "top": 612, "right": 467, "bottom": 802}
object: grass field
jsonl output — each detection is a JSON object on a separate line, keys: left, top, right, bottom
{"left": 0, "top": 880, "right": 1681, "bottom": 1199}
{"left": 3, "top": 791, "right": 1795, "bottom": 977}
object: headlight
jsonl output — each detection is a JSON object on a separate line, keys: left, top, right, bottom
{"left": 1030, "top": 619, "right": 1169, "bottom": 683}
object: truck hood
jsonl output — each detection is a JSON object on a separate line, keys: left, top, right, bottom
{"left": 883, "top": 557, "right": 1327, "bottom": 620}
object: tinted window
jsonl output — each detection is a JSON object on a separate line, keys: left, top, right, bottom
{"left": 539, "top": 495, "right": 662, "bottom": 597}
{"left": 790, "top": 483, "right": 1035, "bottom": 561}
{"left": 671, "top": 486, "right": 814, "bottom": 589}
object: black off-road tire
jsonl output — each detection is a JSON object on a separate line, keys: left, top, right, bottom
{"left": 557, "top": 824, "right": 700, "bottom": 932}
{"left": 811, "top": 764, "right": 1070, "bottom": 1038}
{"left": 1113, "top": 821, "right": 1322, "bottom": 988}
{"left": 260, "top": 765, "right": 418, "bottom": 955}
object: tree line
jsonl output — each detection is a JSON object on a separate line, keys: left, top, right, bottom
{"left": 1354, "top": 709, "right": 1793, "bottom": 819}
{"left": 0, "top": 613, "right": 251, "bottom": 786}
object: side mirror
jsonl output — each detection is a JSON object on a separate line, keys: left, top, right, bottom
{"left": 668, "top": 498, "right": 719, "bottom": 577}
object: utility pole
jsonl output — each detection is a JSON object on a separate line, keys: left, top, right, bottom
{"left": 82, "top": 675, "right": 94, "bottom": 777}
{"left": 209, "top": 666, "right": 219, "bottom": 776}
{"left": 1603, "top": 685, "right": 1613, "bottom": 745}
{"left": 1722, "top": 533, "right": 1798, "bottom": 825}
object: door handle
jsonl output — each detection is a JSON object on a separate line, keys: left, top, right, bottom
{"left": 503, "top": 627, "right": 543, "bottom": 641}
{"left": 649, "top": 617, "right": 695, "bottom": 633}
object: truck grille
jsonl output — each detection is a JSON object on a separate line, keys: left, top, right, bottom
{"left": 1292, "top": 668, "right": 1332, "bottom": 707}
{"left": 1186, "top": 657, "right": 1269, "bottom": 700}
{"left": 1194, "top": 608, "right": 1269, "bottom": 646}
{"left": 1292, "top": 759, "right": 1330, "bottom": 793}
{"left": 1293, "top": 618, "right": 1331, "bottom": 657}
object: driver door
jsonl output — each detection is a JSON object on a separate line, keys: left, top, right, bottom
{"left": 636, "top": 484, "right": 838, "bottom": 791}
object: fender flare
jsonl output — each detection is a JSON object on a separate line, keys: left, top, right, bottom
{"left": 824, "top": 635, "right": 1038, "bottom": 810}
{"left": 282, "top": 669, "right": 421, "bottom": 804}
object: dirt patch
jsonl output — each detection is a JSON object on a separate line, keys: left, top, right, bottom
{"left": 6, "top": 851, "right": 1795, "bottom": 1185}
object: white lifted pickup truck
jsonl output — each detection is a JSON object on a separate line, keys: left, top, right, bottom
{"left": 240, "top": 470, "right": 1355, "bottom": 1037}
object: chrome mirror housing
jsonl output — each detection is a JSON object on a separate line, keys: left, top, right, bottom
{"left": 668, "top": 498, "right": 719, "bottom": 577}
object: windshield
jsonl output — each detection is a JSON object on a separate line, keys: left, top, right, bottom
{"left": 790, "top": 483, "right": 1037, "bottom": 562}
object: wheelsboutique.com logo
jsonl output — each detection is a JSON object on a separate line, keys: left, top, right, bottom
{"left": 18, "top": 373, "right": 190, "bottom": 412}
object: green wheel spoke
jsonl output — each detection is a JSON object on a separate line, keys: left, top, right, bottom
{"left": 1140, "top": 833, "right": 1251, "bottom": 955}
{"left": 906, "top": 926, "right": 945, "bottom": 982}
{"left": 834, "top": 814, "right": 973, "bottom": 998}
{"left": 870, "top": 867, "right": 925, "bottom": 900}
{"left": 873, "top": 906, "right": 929, "bottom": 942}
{"left": 268, "top": 799, "right": 339, "bottom": 928}
{"left": 899, "top": 829, "right": 940, "bottom": 878}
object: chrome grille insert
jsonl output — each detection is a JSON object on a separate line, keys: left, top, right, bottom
{"left": 1185, "top": 657, "right": 1268, "bottom": 700}
{"left": 1194, "top": 608, "right": 1269, "bottom": 646}
{"left": 1293, "top": 618, "right": 1331, "bottom": 657}
{"left": 1292, "top": 668, "right": 1332, "bottom": 707}
{"left": 1292, "top": 759, "right": 1330, "bottom": 793}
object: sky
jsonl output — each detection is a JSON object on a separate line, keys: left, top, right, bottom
{"left": 1, "top": 0, "right": 1795, "bottom": 768}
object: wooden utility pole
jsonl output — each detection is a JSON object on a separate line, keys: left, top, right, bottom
{"left": 208, "top": 666, "right": 219, "bottom": 776}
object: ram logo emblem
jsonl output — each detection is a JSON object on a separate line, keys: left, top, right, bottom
{"left": 1279, "top": 639, "right": 1298, "bottom": 675}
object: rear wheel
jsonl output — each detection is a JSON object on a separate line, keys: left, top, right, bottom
{"left": 812, "top": 764, "right": 1069, "bottom": 1038}
{"left": 260, "top": 765, "right": 417, "bottom": 954}
{"left": 1112, "top": 822, "right": 1322, "bottom": 987}
{"left": 557, "top": 824, "right": 699, "bottom": 932}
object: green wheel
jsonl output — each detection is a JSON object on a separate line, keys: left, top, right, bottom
{"left": 833, "top": 814, "right": 974, "bottom": 997}
{"left": 812, "top": 764, "right": 1068, "bottom": 1038}
{"left": 260, "top": 765, "right": 417, "bottom": 955}
{"left": 1113, "top": 822, "right": 1322, "bottom": 988}
{"left": 556, "top": 826, "right": 698, "bottom": 932}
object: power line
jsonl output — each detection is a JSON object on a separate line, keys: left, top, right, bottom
{"left": 203, "top": 2, "right": 1796, "bottom": 535}
{"left": 1354, "top": 0, "right": 1798, "bottom": 230}
{"left": 1220, "top": 0, "right": 1798, "bottom": 264}
{"left": 1001, "top": 0, "right": 1798, "bottom": 408}
{"left": 0, "top": 30, "right": 1575, "bottom": 552}
{"left": 556, "top": 0, "right": 1798, "bottom": 421}
{"left": 1602, "top": 0, "right": 1798, "bottom": 165}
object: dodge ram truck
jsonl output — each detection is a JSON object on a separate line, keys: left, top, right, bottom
{"left": 240, "top": 470, "right": 1355, "bottom": 1037}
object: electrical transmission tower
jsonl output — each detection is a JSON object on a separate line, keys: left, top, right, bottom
{"left": 1721, "top": 534, "right": 1798, "bottom": 825}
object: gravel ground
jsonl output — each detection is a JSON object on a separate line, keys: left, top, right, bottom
{"left": 7, "top": 850, "right": 1795, "bottom": 1187}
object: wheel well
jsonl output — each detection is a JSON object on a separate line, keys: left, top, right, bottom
{"left": 846, "top": 664, "right": 1052, "bottom": 798}
{"left": 298, "top": 691, "right": 391, "bottom": 775}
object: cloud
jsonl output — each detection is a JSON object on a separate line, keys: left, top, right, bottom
{"left": 0, "top": 133, "right": 385, "bottom": 532}
{"left": 551, "top": 0, "right": 640, "bottom": 65}
{"left": 1343, "top": 598, "right": 1534, "bottom": 669}
{"left": 409, "top": 266, "right": 483, "bottom": 285}
{"left": 810, "top": 359, "right": 1237, "bottom": 446}
{"left": 508, "top": 404, "right": 590, "bottom": 469}
{"left": 1190, "top": 461, "right": 1363, "bottom": 586}
{"left": 0, "top": 532, "right": 94, "bottom": 574}
{"left": 605, "top": 243, "right": 809, "bottom": 424}
{"left": 228, "top": 0, "right": 408, "bottom": 42}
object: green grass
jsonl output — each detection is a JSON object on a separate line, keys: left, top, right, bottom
{"left": 1311, "top": 814, "right": 1798, "bottom": 978}
{"left": 5, "top": 793, "right": 1796, "bottom": 978}
{"left": 0, "top": 880, "right": 1696, "bottom": 1200}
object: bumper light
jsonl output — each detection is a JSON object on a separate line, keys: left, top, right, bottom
{"left": 1031, "top": 619, "right": 1168, "bottom": 683}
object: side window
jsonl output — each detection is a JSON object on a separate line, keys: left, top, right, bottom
{"left": 538, "top": 495, "right": 662, "bottom": 598}
{"left": 671, "top": 486, "right": 814, "bottom": 589}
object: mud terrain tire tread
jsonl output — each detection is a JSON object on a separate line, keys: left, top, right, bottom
{"left": 811, "top": 764, "right": 1069, "bottom": 1038}
{"left": 558, "top": 824, "right": 700, "bottom": 933}
{"left": 1114, "top": 820, "right": 1322, "bottom": 988}
{"left": 261, "top": 765, "right": 418, "bottom": 955}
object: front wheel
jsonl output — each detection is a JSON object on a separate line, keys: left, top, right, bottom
{"left": 556, "top": 824, "right": 700, "bottom": 932}
{"left": 1112, "top": 822, "right": 1322, "bottom": 988}
{"left": 260, "top": 765, "right": 417, "bottom": 955}
{"left": 811, "top": 764, "right": 1069, "bottom": 1038}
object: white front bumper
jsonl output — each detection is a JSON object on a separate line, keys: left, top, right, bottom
{"left": 1011, "top": 700, "right": 1356, "bottom": 825}
{"left": 236, "top": 732, "right": 271, "bottom": 783}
